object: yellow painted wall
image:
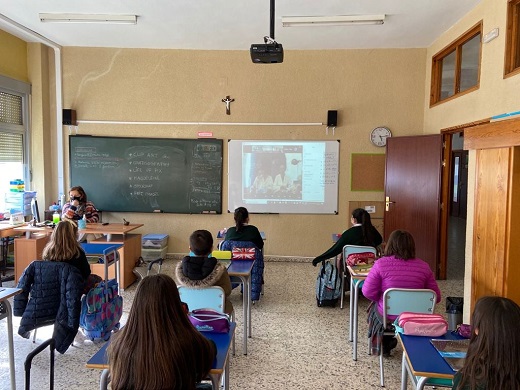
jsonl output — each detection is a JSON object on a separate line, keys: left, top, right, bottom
{"left": 60, "top": 47, "right": 426, "bottom": 256}
{"left": 0, "top": 30, "right": 28, "bottom": 82}
{"left": 422, "top": 0, "right": 520, "bottom": 319}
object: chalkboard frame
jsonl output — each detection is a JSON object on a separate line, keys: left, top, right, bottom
{"left": 69, "top": 135, "right": 223, "bottom": 214}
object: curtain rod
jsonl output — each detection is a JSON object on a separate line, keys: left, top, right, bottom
{"left": 77, "top": 120, "right": 323, "bottom": 126}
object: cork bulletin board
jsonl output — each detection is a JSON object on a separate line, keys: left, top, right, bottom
{"left": 351, "top": 153, "right": 385, "bottom": 191}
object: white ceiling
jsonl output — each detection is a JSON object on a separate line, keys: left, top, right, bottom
{"left": 0, "top": 0, "right": 481, "bottom": 50}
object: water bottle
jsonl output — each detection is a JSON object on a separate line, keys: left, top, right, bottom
{"left": 78, "top": 215, "right": 87, "bottom": 229}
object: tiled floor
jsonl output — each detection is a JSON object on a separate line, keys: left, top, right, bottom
{"left": 0, "top": 253, "right": 464, "bottom": 390}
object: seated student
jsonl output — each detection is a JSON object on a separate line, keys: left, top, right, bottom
{"left": 312, "top": 208, "right": 382, "bottom": 267}
{"left": 42, "top": 219, "right": 91, "bottom": 281}
{"left": 175, "top": 229, "right": 233, "bottom": 315}
{"left": 41, "top": 219, "right": 102, "bottom": 293}
{"left": 224, "top": 206, "right": 264, "bottom": 250}
{"left": 108, "top": 274, "right": 216, "bottom": 390}
{"left": 361, "top": 229, "right": 441, "bottom": 356}
{"left": 452, "top": 296, "right": 520, "bottom": 390}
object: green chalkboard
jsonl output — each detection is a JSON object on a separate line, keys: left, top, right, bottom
{"left": 69, "top": 135, "right": 222, "bottom": 213}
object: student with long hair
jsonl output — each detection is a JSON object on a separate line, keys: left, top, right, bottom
{"left": 108, "top": 274, "right": 216, "bottom": 390}
{"left": 312, "top": 208, "right": 382, "bottom": 266}
{"left": 362, "top": 229, "right": 441, "bottom": 356}
{"left": 453, "top": 296, "right": 520, "bottom": 390}
{"left": 224, "top": 207, "right": 264, "bottom": 250}
{"left": 42, "top": 219, "right": 91, "bottom": 281}
{"left": 61, "top": 185, "right": 99, "bottom": 223}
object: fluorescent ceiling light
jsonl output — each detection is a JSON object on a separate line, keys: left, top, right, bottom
{"left": 39, "top": 13, "right": 137, "bottom": 24}
{"left": 282, "top": 14, "right": 385, "bottom": 27}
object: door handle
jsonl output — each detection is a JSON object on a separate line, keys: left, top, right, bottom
{"left": 385, "top": 196, "right": 395, "bottom": 211}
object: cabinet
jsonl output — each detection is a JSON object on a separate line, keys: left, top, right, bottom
{"left": 89, "top": 233, "right": 141, "bottom": 289}
{"left": 14, "top": 234, "right": 50, "bottom": 281}
{"left": 472, "top": 146, "right": 520, "bottom": 308}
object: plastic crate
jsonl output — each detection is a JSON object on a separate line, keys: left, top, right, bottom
{"left": 142, "top": 247, "right": 167, "bottom": 261}
{"left": 142, "top": 234, "right": 169, "bottom": 249}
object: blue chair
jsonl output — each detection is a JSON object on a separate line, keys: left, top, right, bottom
{"left": 341, "top": 244, "right": 378, "bottom": 309}
{"left": 219, "top": 240, "right": 264, "bottom": 302}
{"left": 178, "top": 285, "right": 235, "bottom": 355}
{"left": 377, "top": 288, "right": 437, "bottom": 387}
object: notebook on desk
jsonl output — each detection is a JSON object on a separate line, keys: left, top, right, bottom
{"left": 430, "top": 338, "right": 470, "bottom": 371}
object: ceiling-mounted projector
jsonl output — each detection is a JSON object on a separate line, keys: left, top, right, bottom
{"left": 250, "top": 42, "right": 284, "bottom": 64}
{"left": 251, "top": 0, "right": 283, "bottom": 64}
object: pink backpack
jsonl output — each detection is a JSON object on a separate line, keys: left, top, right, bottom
{"left": 395, "top": 312, "right": 448, "bottom": 337}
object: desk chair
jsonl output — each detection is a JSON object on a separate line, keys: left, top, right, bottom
{"left": 219, "top": 240, "right": 264, "bottom": 302}
{"left": 376, "top": 288, "right": 437, "bottom": 387}
{"left": 132, "top": 257, "right": 163, "bottom": 282}
{"left": 178, "top": 286, "right": 235, "bottom": 355}
{"left": 341, "top": 245, "right": 377, "bottom": 309}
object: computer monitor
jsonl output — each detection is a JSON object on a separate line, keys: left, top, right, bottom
{"left": 31, "top": 198, "right": 41, "bottom": 223}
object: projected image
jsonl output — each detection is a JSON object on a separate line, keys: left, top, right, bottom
{"left": 228, "top": 140, "right": 339, "bottom": 214}
{"left": 243, "top": 145, "right": 302, "bottom": 200}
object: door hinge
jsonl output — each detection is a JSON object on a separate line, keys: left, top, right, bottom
{"left": 440, "top": 202, "right": 444, "bottom": 211}
{"left": 442, "top": 159, "right": 446, "bottom": 167}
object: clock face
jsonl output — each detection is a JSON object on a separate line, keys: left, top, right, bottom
{"left": 370, "top": 127, "right": 392, "bottom": 147}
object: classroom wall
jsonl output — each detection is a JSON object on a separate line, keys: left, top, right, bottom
{"left": 422, "top": 0, "right": 520, "bottom": 319}
{"left": 59, "top": 47, "right": 427, "bottom": 257}
{"left": 0, "top": 29, "right": 28, "bottom": 82}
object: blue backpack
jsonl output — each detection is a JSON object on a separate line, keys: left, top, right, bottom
{"left": 80, "top": 279, "right": 122, "bottom": 341}
{"left": 316, "top": 260, "right": 341, "bottom": 307}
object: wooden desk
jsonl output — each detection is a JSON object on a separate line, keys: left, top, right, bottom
{"left": 80, "top": 223, "right": 143, "bottom": 242}
{"left": 87, "top": 323, "right": 236, "bottom": 390}
{"left": 13, "top": 223, "right": 143, "bottom": 289}
{"left": 0, "top": 223, "right": 22, "bottom": 282}
{"left": 398, "top": 332, "right": 462, "bottom": 390}
{"left": 1, "top": 287, "right": 23, "bottom": 390}
{"left": 347, "top": 265, "right": 370, "bottom": 361}
{"left": 84, "top": 224, "right": 143, "bottom": 290}
{"left": 13, "top": 226, "right": 53, "bottom": 282}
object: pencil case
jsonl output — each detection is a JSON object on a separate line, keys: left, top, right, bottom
{"left": 395, "top": 312, "right": 448, "bottom": 337}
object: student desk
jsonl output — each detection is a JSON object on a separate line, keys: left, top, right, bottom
{"left": 82, "top": 223, "right": 143, "bottom": 289}
{"left": 398, "top": 332, "right": 463, "bottom": 390}
{"left": 226, "top": 260, "right": 254, "bottom": 355}
{"left": 0, "top": 287, "right": 23, "bottom": 390}
{"left": 0, "top": 223, "right": 21, "bottom": 284}
{"left": 347, "top": 265, "right": 369, "bottom": 361}
{"left": 86, "top": 323, "right": 236, "bottom": 390}
{"left": 13, "top": 225, "right": 52, "bottom": 282}
{"left": 13, "top": 223, "right": 143, "bottom": 289}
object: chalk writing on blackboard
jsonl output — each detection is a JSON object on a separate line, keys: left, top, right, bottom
{"left": 70, "top": 136, "right": 222, "bottom": 213}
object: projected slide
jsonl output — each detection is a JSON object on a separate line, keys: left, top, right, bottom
{"left": 228, "top": 140, "right": 339, "bottom": 214}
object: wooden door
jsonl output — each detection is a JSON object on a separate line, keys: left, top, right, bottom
{"left": 384, "top": 135, "right": 443, "bottom": 275}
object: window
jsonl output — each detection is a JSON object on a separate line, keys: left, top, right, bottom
{"left": 0, "top": 75, "right": 30, "bottom": 211}
{"left": 430, "top": 22, "right": 482, "bottom": 105}
{"left": 505, "top": 0, "right": 520, "bottom": 77}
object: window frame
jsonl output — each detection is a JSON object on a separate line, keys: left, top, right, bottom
{"left": 0, "top": 74, "right": 31, "bottom": 190}
{"left": 430, "top": 21, "right": 482, "bottom": 107}
{"left": 505, "top": 0, "right": 520, "bottom": 78}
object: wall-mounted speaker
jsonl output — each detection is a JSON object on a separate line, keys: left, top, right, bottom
{"left": 63, "top": 109, "right": 77, "bottom": 125}
{"left": 327, "top": 110, "right": 338, "bottom": 127}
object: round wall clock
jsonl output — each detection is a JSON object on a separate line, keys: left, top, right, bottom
{"left": 370, "top": 126, "right": 392, "bottom": 147}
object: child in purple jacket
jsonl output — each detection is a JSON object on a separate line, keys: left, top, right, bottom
{"left": 362, "top": 229, "right": 441, "bottom": 356}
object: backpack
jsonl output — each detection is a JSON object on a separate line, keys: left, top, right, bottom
{"left": 80, "top": 279, "right": 122, "bottom": 341}
{"left": 315, "top": 260, "right": 341, "bottom": 307}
